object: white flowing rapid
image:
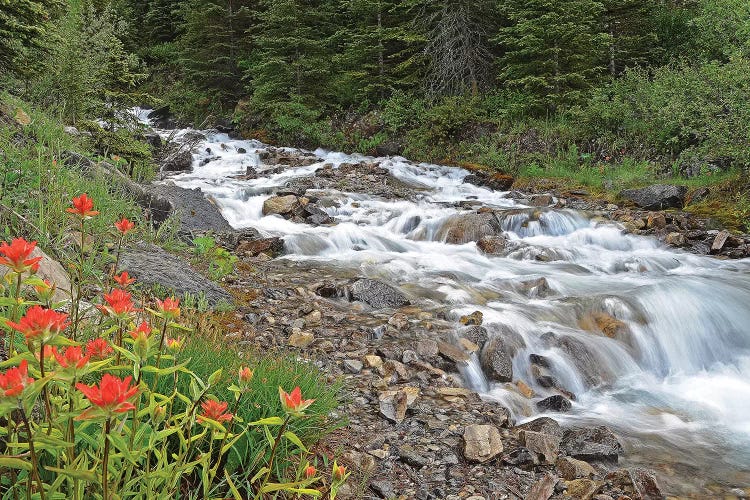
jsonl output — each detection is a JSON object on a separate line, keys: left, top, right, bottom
{"left": 140, "top": 114, "right": 750, "bottom": 492}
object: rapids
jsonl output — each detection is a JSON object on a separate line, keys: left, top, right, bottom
{"left": 139, "top": 112, "right": 750, "bottom": 493}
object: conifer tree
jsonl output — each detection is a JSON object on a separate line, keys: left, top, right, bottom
{"left": 177, "top": 0, "right": 253, "bottom": 114}
{"left": 244, "top": 0, "right": 337, "bottom": 114}
{"left": 0, "top": 0, "right": 64, "bottom": 76}
{"left": 496, "top": 0, "right": 609, "bottom": 112}
{"left": 602, "top": 0, "right": 658, "bottom": 76}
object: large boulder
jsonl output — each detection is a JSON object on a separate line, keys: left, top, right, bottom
{"left": 347, "top": 279, "right": 410, "bottom": 309}
{"left": 438, "top": 212, "right": 503, "bottom": 244}
{"left": 146, "top": 183, "right": 233, "bottom": 238}
{"left": 120, "top": 243, "right": 233, "bottom": 306}
{"left": 262, "top": 195, "right": 300, "bottom": 216}
{"left": 619, "top": 185, "right": 687, "bottom": 210}
{"left": 561, "top": 426, "right": 623, "bottom": 463}
{"left": 160, "top": 148, "right": 193, "bottom": 172}
{"left": 463, "top": 172, "right": 515, "bottom": 191}
{"left": 480, "top": 327, "right": 526, "bottom": 382}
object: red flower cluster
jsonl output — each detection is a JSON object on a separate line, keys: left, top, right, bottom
{"left": 198, "top": 399, "right": 233, "bottom": 424}
{"left": 54, "top": 346, "right": 91, "bottom": 370}
{"left": 98, "top": 289, "right": 135, "bottom": 317}
{"left": 156, "top": 297, "right": 180, "bottom": 319}
{"left": 279, "top": 386, "right": 315, "bottom": 416}
{"left": 114, "top": 218, "right": 135, "bottom": 235}
{"left": 76, "top": 374, "right": 138, "bottom": 419}
{"left": 6, "top": 306, "right": 70, "bottom": 342}
{"left": 67, "top": 194, "right": 99, "bottom": 218}
{"left": 113, "top": 271, "right": 135, "bottom": 288}
{"left": 128, "top": 322, "right": 152, "bottom": 340}
{"left": 0, "top": 238, "right": 42, "bottom": 274}
{"left": 85, "top": 338, "right": 113, "bottom": 360}
{"left": 0, "top": 360, "right": 33, "bottom": 398}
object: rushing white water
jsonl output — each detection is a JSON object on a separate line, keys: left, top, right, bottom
{"left": 141, "top": 115, "right": 750, "bottom": 490}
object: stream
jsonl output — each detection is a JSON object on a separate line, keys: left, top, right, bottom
{"left": 139, "top": 112, "right": 750, "bottom": 494}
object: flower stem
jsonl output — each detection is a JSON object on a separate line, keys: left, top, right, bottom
{"left": 72, "top": 218, "right": 86, "bottom": 341}
{"left": 254, "top": 415, "right": 291, "bottom": 500}
{"left": 38, "top": 341, "right": 53, "bottom": 434}
{"left": 20, "top": 407, "right": 46, "bottom": 500}
{"left": 9, "top": 271, "right": 22, "bottom": 355}
{"left": 102, "top": 418, "right": 111, "bottom": 500}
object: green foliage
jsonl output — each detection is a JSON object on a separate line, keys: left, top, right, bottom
{"left": 0, "top": 0, "right": 64, "bottom": 77}
{"left": 191, "top": 236, "right": 238, "bottom": 280}
{"left": 29, "top": 2, "right": 147, "bottom": 125}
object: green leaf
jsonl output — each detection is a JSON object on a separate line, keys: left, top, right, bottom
{"left": 250, "top": 467, "right": 269, "bottom": 484}
{"left": 45, "top": 466, "right": 99, "bottom": 483}
{"left": 224, "top": 469, "right": 243, "bottom": 500}
{"left": 263, "top": 425, "right": 275, "bottom": 448}
{"left": 0, "top": 457, "right": 33, "bottom": 470}
{"left": 283, "top": 430, "right": 308, "bottom": 452}
{"left": 248, "top": 416, "right": 284, "bottom": 426}
{"left": 207, "top": 367, "right": 223, "bottom": 386}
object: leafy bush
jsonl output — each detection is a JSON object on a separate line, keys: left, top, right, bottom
{"left": 192, "top": 236, "right": 238, "bottom": 280}
{"left": 0, "top": 195, "right": 345, "bottom": 499}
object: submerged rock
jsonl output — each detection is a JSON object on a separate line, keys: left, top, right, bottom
{"left": 561, "top": 426, "right": 623, "bottom": 463}
{"left": 537, "top": 395, "right": 572, "bottom": 413}
{"left": 438, "top": 212, "right": 503, "bottom": 244}
{"left": 262, "top": 195, "right": 299, "bottom": 216}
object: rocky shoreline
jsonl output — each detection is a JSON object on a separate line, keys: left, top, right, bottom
{"left": 105, "top": 130, "right": 750, "bottom": 499}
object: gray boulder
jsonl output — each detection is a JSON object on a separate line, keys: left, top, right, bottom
{"left": 348, "top": 279, "right": 410, "bottom": 309}
{"left": 619, "top": 184, "right": 687, "bottom": 210}
{"left": 561, "top": 426, "right": 623, "bottom": 463}
{"left": 146, "top": 183, "right": 234, "bottom": 238}
{"left": 120, "top": 243, "right": 232, "bottom": 306}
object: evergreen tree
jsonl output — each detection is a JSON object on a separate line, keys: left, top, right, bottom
{"left": 176, "top": 0, "right": 253, "bottom": 115}
{"left": 244, "top": 0, "right": 337, "bottom": 113}
{"left": 496, "top": 0, "right": 610, "bottom": 112}
{"left": 602, "top": 0, "right": 658, "bottom": 76}
{"left": 0, "top": 0, "right": 64, "bottom": 76}
{"left": 330, "top": 0, "right": 425, "bottom": 106}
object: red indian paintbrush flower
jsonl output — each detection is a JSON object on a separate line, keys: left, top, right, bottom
{"left": 66, "top": 193, "right": 99, "bottom": 218}
{"left": 197, "top": 399, "right": 233, "bottom": 424}
{"left": 54, "top": 346, "right": 91, "bottom": 370}
{"left": 75, "top": 374, "right": 138, "bottom": 420}
{"left": 6, "top": 305, "right": 70, "bottom": 342}
{"left": 279, "top": 386, "right": 315, "bottom": 416}
{"left": 85, "top": 338, "right": 113, "bottom": 360}
{"left": 0, "top": 360, "right": 33, "bottom": 398}
{"left": 113, "top": 271, "right": 135, "bottom": 288}
{"left": 238, "top": 366, "right": 254, "bottom": 385}
{"left": 166, "top": 336, "right": 184, "bottom": 352}
{"left": 114, "top": 217, "right": 135, "bottom": 235}
{"left": 332, "top": 461, "right": 347, "bottom": 481}
{"left": 304, "top": 464, "right": 317, "bottom": 479}
{"left": 98, "top": 289, "right": 135, "bottom": 317}
{"left": 0, "top": 238, "right": 42, "bottom": 274}
{"left": 155, "top": 297, "right": 180, "bottom": 319}
{"left": 128, "top": 322, "right": 152, "bottom": 340}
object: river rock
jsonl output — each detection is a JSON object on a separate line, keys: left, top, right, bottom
{"left": 619, "top": 185, "right": 687, "bottom": 210}
{"left": 520, "top": 430, "right": 559, "bottom": 464}
{"left": 537, "top": 395, "right": 572, "bottom": 412}
{"left": 556, "top": 457, "right": 597, "bottom": 480}
{"left": 235, "top": 237, "right": 284, "bottom": 257}
{"left": 550, "top": 335, "right": 608, "bottom": 387}
{"left": 463, "top": 172, "right": 515, "bottom": 191}
{"left": 606, "top": 468, "right": 663, "bottom": 500}
{"left": 120, "top": 243, "right": 232, "bottom": 306}
{"left": 463, "top": 424, "right": 503, "bottom": 463}
{"left": 579, "top": 312, "right": 629, "bottom": 340}
{"left": 665, "top": 232, "right": 686, "bottom": 246}
{"left": 438, "top": 212, "right": 503, "bottom": 244}
{"left": 480, "top": 336, "right": 514, "bottom": 382}
{"left": 460, "top": 311, "right": 484, "bottom": 325}
{"left": 379, "top": 387, "right": 419, "bottom": 424}
{"left": 518, "top": 277, "right": 553, "bottom": 298}
{"left": 561, "top": 426, "right": 623, "bottom": 463}
{"left": 476, "top": 235, "right": 510, "bottom": 255}
{"left": 437, "top": 340, "right": 470, "bottom": 364}
{"left": 565, "top": 478, "right": 602, "bottom": 499}
{"left": 525, "top": 474, "right": 556, "bottom": 500}
{"left": 517, "top": 417, "right": 563, "bottom": 438}
{"left": 161, "top": 148, "right": 193, "bottom": 172}
{"left": 458, "top": 326, "right": 489, "bottom": 348}
{"left": 348, "top": 279, "right": 410, "bottom": 309}
{"left": 711, "top": 230, "right": 731, "bottom": 253}
{"left": 263, "top": 195, "right": 299, "bottom": 216}
{"left": 259, "top": 147, "right": 321, "bottom": 167}
{"left": 146, "top": 183, "right": 234, "bottom": 237}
